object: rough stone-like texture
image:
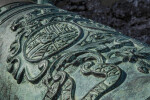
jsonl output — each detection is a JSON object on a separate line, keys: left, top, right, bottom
{"left": 0, "top": 2, "right": 150, "bottom": 100}
{"left": 54, "top": 0, "right": 150, "bottom": 44}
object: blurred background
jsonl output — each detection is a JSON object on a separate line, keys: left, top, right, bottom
{"left": 52, "top": 0, "right": 150, "bottom": 45}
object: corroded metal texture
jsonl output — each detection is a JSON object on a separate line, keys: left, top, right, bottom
{"left": 0, "top": 2, "right": 150, "bottom": 100}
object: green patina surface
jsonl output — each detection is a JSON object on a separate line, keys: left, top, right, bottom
{"left": 0, "top": 1, "right": 150, "bottom": 100}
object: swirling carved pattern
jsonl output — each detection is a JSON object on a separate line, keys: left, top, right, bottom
{"left": 5, "top": 4, "right": 150, "bottom": 100}
{"left": 6, "top": 10, "right": 83, "bottom": 84}
{"left": 43, "top": 50, "right": 121, "bottom": 100}
{"left": 25, "top": 60, "right": 49, "bottom": 83}
{"left": 81, "top": 64, "right": 121, "bottom": 100}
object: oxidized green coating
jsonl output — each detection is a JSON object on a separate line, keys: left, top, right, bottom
{"left": 0, "top": 2, "right": 150, "bottom": 100}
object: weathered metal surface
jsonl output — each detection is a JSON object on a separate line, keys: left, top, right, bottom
{"left": 0, "top": 2, "right": 150, "bottom": 100}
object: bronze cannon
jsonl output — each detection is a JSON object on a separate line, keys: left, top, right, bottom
{"left": 0, "top": 0, "right": 150, "bottom": 100}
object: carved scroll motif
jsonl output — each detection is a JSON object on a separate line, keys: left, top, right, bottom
{"left": 5, "top": 5, "right": 150, "bottom": 100}
{"left": 42, "top": 50, "right": 121, "bottom": 100}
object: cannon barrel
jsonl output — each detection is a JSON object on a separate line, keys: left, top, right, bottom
{"left": 0, "top": 1, "right": 150, "bottom": 100}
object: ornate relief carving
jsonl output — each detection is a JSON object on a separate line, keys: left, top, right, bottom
{"left": 42, "top": 50, "right": 121, "bottom": 100}
{"left": 25, "top": 60, "right": 49, "bottom": 82}
{"left": 6, "top": 8, "right": 83, "bottom": 84}
{"left": 5, "top": 4, "right": 150, "bottom": 100}
{"left": 23, "top": 22, "right": 82, "bottom": 62}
